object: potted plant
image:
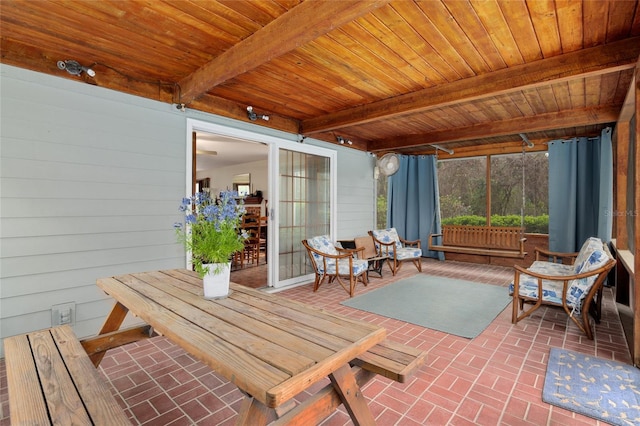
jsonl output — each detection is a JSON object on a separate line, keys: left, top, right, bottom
{"left": 174, "top": 190, "right": 246, "bottom": 298}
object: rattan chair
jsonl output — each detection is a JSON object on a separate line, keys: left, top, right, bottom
{"left": 510, "top": 237, "right": 616, "bottom": 339}
{"left": 369, "top": 228, "right": 422, "bottom": 275}
{"left": 302, "top": 235, "right": 368, "bottom": 297}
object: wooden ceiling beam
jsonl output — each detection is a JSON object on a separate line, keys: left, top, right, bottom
{"left": 368, "top": 105, "right": 620, "bottom": 151}
{"left": 189, "top": 94, "right": 301, "bottom": 135}
{"left": 301, "top": 37, "right": 640, "bottom": 134}
{"left": 177, "top": 0, "right": 391, "bottom": 104}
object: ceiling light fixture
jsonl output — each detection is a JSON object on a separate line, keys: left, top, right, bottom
{"left": 57, "top": 60, "right": 95, "bottom": 77}
{"left": 246, "top": 106, "right": 269, "bottom": 121}
{"left": 336, "top": 136, "right": 353, "bottom": 145}
{"left": 519, "top": 133, "right": 534, "bottom": 148}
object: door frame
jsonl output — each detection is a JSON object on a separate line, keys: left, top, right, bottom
{"left": 185, "top": 118, "right": 337, "bottom": 289}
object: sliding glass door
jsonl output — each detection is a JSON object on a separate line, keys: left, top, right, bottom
{"left": 186, "top": 118, "right": 336, "bottom": 290}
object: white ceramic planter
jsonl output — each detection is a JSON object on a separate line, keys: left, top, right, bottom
{"left": 202, "top": 262, "right": 231, "bottom": 299}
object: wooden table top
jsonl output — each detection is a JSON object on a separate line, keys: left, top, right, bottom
{"left": 97, "top": 269, "right": 386, "bottom": 408}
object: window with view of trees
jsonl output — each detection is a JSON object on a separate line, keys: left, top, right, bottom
{"left": 439, "top": 153, "right": 548, "bottom": 233}
{"left": 438, "top": 157, "right": 486, "bottom": 222}
{"left": 375, "top": 152, "right": 549, "bottom": 234}
{"left": 376, "top": 172, "right": 388, "bottom": 229}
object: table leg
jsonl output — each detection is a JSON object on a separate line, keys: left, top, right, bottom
{"left": 89, "top": 301, "right": 130, "bottom": 367}
{"left": 329, "top": 363, "right": 376, "bottom": 426}
{"left": 235, "top": 396, "right": 276, "bottom": 425}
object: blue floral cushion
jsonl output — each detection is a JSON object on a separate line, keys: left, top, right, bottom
{"left": 510, "top": 243, "right": 611, "bottom": 314}
{"left": 326, "top": 258, "right": 368, "bottom": 276}
{"left": 307, "top": 235, "right": 338, "bottom": 271}
{"left": 371, "top": 228, "right": 402, "bottom": 251}
{"left": 394, "top": 247, "right": 422, "bottom": 260}
{"left": 566, "top": 248, "right": 610, "bottom": 311}
{"left": 306, "top": 235, "right": 367, "bottom": 275}
{"left": 509, "top": 261, "right": 575, "bottom": 305}
{"left": 572, "top": 237, "right": 604, "bottom": 274}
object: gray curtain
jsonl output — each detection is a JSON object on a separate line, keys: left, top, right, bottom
{"left": 388, "top": 155, "right": 444, "bottom": 259}
{"left": 548, "top": 127, "right": 613, "bottom": 252}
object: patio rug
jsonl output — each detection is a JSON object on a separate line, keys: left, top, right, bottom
{"left": 341, "top": 275, "right": 510, "bottom": 338}
{"left": 543, "top": 348, "right": 640, "bottom": 426}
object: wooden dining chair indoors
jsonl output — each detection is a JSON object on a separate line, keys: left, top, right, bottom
{"left": 243, "top": 229, "right": 261, "bottom": 266}
{"left": 258, "top": 216, "right": 268, "bottom": 262}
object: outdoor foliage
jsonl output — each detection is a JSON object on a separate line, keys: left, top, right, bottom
{"left": 376, "top": 152, "right": 549, "bottom": 234}
{"left": 438, "top": 152, "right": 549, "bottom": 233}
{"left": 441, "top": 214, "right": 549, "bottom": 234}
{"left": 376, "top": 174, "right": 388, "bottom": 229}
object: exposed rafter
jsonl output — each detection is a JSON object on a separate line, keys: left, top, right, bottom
{"left": 301, "top": 37, "right": 640, "bottom": 135}
{"left": 177, "top": 0, "right": 391, "bottom": 104}
{"left": 368, "top": 105, "right": 620, "bottom": 152}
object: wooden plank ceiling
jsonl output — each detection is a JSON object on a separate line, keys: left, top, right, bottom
{"left": 2, "top": 0, "right": 639, "bottom": 158}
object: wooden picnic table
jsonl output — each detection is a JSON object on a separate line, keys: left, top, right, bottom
{"left": 94, "top": 269, "right": 387, "bottom": 425}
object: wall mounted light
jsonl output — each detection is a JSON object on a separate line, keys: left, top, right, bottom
{"left": 336, "top": 136, "right": 353, "bottom": 145}
{"left": 247, "top": 106, "right": 269, "bottom": 121}
{"left": 57, "top": 60, "right": 95, "bottom": 77}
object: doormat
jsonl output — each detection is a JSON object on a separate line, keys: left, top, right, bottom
{"left": 341, "top": 275, "right": 510, "bottom": 338}
{"left": 543, "top": 348, "right": 640, "bottom": 426}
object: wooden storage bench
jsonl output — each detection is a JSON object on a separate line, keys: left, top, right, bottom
{"left": 5, "top": 324, "right": 130, "bottom": 425}
{"left": 429, "top": 225, "right": 527, "bottom": 258}
{"left": 273, "top": 338, "right": 427, "bottom": 424}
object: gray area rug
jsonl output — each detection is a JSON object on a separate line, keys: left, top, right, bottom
{"left": 341, "top": 275, "right": 511, "bottom": 338}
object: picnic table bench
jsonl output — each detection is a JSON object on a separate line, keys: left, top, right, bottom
{"left": 4, "top": 324, "right": 130, "bottom": 425}
{"left": 94, "top": 269, "right": 428, "bottom": 424}
{"left": 272, "top": 338, "right": 426, "bottom": 424}
{"left": 5, "top": 272, "right": 428, "bottom": 425}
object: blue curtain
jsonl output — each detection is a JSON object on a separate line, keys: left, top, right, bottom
{"left": 387, "top": 155, "right": 444, "bottom": 259}
{"left": 548, "top": 127, "right": 613, "bottom": 252}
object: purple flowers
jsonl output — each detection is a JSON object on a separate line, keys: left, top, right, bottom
{"left": 175, "top": 190, "right": 246, "bottom": 277}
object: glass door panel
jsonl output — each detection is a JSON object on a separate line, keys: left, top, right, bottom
{"left": 277, "top": 148, "right": 332, "bottom": 283}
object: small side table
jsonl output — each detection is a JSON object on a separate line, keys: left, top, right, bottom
{"left": 366, "top": 255, "right": 388, "bottom": 278}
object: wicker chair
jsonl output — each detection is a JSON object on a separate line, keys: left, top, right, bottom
{"left": 302, "top": 235, "right": 368, "bottom": 297}
{"left": 369, "top": 228, "right": 422, "bottom": 275}
{"left": 510, "top": 237, "right": 616, "bottom": 339}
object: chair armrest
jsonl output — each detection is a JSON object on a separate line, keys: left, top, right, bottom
{"left": 369, "top": 236, "right": 396, "bottom": 257}
{"left": 338, "top": 246, "right": 365, "bottom": 258}
{"left": 514, "top": 263, "right": 610, "bottom": 282}
{"left": 518, "top": 237, "right": 527, "bottom": 254}
{"left": 305, "top": 245, "right": 354, "bottom": 260}
{"left": 534, "top": 247, "right": 579, "bottom": 263}
{"left": 399, "top": 237, "right": 421, "bottom": 248}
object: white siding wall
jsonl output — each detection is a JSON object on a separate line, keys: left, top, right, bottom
{"left": 0, "top": 65, "right": 376, "bottom": 357}
{"left": 334, "top": 147, "right": 377, "bottom": 239}
{"left": 0, "top": 65, "right": 187, "bottom": 356}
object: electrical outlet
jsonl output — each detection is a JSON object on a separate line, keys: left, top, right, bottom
{"left": 51, "top": 302, "right": 76, "bottom": 326}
